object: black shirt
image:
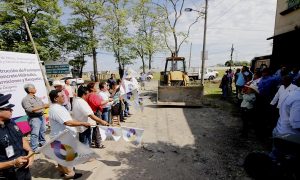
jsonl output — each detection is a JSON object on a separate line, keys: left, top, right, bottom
{"left": 0, "top": 121, "right": 26, "bottom": 163}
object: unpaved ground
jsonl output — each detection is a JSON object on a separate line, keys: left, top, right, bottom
{"left": 31, "top": 81, "right": 268, "bottom": 180}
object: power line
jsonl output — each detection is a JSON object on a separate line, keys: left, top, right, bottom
{"left": 190, "top": 0, "right": 203, "bottom": 9}
{"left": 209, "top": 0, "right": 227, "bottom": 9}
{"left": 207, "top": 27, "right": 271, "bottom": 32}
{"left": 209, "top": 0, "right": 242, "bottom": 26}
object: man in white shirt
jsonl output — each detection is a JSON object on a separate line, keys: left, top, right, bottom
{"left": 270, "top": 75, "right": 297, "bottom": 109}
{"left": 98, "top": 82, "right": 113, "bottom": 123}
{"left": 273, "top": 76, "right": 300, "bottom": 136}
{"left": 270, "top": 76, "right": 300, "bottom": 161}
{"left": 53, "top": 80, "right": 71, "bottom": 111}
{"left": 48, "top": 90, "right": 90, "bottom": 179}
{"left": 73, "top": 86, "right": 109, "bottom": 146}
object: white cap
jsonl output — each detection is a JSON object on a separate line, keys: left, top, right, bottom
{"left": 53, "top": 80, "right": 64, "bottom": 87}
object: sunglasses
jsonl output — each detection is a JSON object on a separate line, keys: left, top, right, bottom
{"left": 0, "top": 108, "right": 13, "bottom": 112}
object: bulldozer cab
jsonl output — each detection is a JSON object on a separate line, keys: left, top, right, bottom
{"left": 158, "top": 56, "right": 203, "bottom": 106}
{"left": 160, "top": 57, "right": 188, "bottom": 86}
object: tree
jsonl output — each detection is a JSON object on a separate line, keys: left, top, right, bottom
{"left": 0, "top": 0, "right": 62, "bottom": 61}
{"left": 65, "top": 0, "right": 106, "bottom": 82}
{"left": 225, "top": 60, "right": 233, "bottom": 67}
{"left": 225, "top": 60, "right": 250, "bottom": 67}
{"left": 69, "top": 56, "right": 86, "bottom": 77}
{"left": 55, "top": 20, "right": 93, "bottom": 78}
{"left": 102, "top": 0, "right": 136, "bottom": 78}
{"left": 131, "top": 0, "right": 165, "bottom": 72}
{"left": 154, "top": 0, "right": 202, "bottom": 57}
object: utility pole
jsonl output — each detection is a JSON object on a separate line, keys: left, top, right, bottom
{"left": 230, "top": 44, "right": 234, "bottom": 69}
{"left": 188, "top": 42, "right": 192, "bottom": 69}
{"left": 200, "top": 0, "right": 208, "bottom": 87}
{"left": 185, "top": 0, "right": 208, "bottom": 89}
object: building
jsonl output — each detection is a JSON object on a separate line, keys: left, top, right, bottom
{"left": 268, "top": 0, "right": 300, "bottom": 71}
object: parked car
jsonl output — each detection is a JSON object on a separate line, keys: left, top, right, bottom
{"left": 147, "top": 74, "right": 153, "bottom": 80}
{"left": 48, "top": 77, "right": 84, "bottom": 86}
{"left": 60, "top": 77, "right": 84, "bottom": 86}
{"left": 187, "top": 67, "right": 219, "bottom": 80}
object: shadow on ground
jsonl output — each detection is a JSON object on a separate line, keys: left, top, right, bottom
{"left": 104, "top": 91, "right": 269, "bottom": 179}
{"left": 31, "top": 158, "right": 92, "bottom": 179}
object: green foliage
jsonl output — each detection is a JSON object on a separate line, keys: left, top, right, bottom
{"left": 65, "top": 0, "right": 106, "bottom": 81}
{"left": 131, "top": 0, "right": 166, "bottom": 72}
{"left": 0, "top": 0, "right": 62, "bottom": 61}
{"left": 102, "top": 0, "right": 136, "bottom": 77}
{"left": 225, "top": 60, "right": 250, "bottom": 67}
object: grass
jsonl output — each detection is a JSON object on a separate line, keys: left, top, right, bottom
{"left": 152, "top": 72, "right": 161, "bottom": 80}
{"left": 204, "top": 81, "right": 222, "bottom": 95}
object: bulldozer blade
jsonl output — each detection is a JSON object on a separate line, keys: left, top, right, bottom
{"left": 157, "top": 85, "right": 204, "bottom": 106}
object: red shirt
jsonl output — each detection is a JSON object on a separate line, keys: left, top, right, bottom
{"left": 86, "top": 93, "right": 103, "bottom": 113}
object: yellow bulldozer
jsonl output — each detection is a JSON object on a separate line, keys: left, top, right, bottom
{"left": 157, "top": 56, "right": 203, "bottom": 106}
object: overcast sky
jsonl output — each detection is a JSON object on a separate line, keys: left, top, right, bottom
{"left": 62, "top": 0, "right": 277, "bottom": 72}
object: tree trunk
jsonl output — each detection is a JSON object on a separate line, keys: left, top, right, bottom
{"left": 79, "top": 54, "right": 85, "bottom": 78}
{"left": 173, "top": 30, "right": 178, "bottom": 57}
{"left": 79, "top": 56, "right": 84, "bottom": 78}
{"left": 92, "top": 48, "right": 98, "bottom": 82}
{"left": 148, "top": 54, "right": 152, "bottom": 70}
{"left": 142, "top": 56, "right": 145, "bottom": 73}
{"left": 117, "top": 56, "right": 124, "bottom": 79}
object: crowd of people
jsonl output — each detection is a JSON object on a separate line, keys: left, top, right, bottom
{"left": 220, "top": 66, "right": 300, "bottom": 139}
{"left": 0, "top": 73, "right": 144, "bottom": 179}
{"left": 219, "top": 65, "right": 300, "bottom": 178}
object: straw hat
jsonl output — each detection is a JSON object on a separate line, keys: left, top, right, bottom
{"left": 245, "top": 83, "right": 259, "bottom": 93}
{"left": 53, "top": 80, "right": 64, "bottom": 87}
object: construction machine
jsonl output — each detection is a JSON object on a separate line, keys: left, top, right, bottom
{"left": 157, "top": 56, "right": 203, "bottom": 106}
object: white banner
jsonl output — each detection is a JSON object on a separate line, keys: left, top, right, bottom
{"left": 121, "top": 127, "right": 144, "bottom": 146}
{"left": 120, "top": 79, "right": 139, "bottom": 96}
{"left": 124, "top": 90, "right": 144, "bottom": 112}
{"left": 39, "top": 130, "right": 100, "bottom": 167}
{"left": 0, "top": 51, "right": 48, "bottom": 118}
{"left": 99, "top": 126, "right": 122, "bottom": 141}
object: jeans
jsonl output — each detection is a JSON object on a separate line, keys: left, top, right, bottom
{"left": 28, "top": 116, "right": 46, "bottom": 152}
{"left": 221, "top": 85, "right": 228, "bottom": 98}
{"left": 124, "top": 101, "right": 129, "bottom": 116}
{"left": 101, "top": 108, "right": 110, "bottom": 123}
{"left": 79, "top": 127, "right": 91, "bottom": 146}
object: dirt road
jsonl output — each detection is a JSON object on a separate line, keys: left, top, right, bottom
{"left": 31, "top": 80, "right": 267, "bottom": 180}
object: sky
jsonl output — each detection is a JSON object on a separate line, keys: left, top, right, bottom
{"left": 61, "top": 0, "right": 277, "bottom": 73}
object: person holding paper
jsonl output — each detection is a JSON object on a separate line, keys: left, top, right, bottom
{"left": 0, "top": 93, "right": 34, "bottom": 180}
{"left": 73, "top": 86, "right": 109, "bottom": 146}
{"left": 48, "top": 90, "right": 90, "bottom": 179}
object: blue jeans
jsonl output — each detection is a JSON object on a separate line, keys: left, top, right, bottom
{"left": 101, "top": 108, "right": 110, "bottom": 123}
{"left": 28, "top": 116, "right": 46, "bottom": 151}
{"left": 79, "top": 127, "right": 91, "bottom": 146}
